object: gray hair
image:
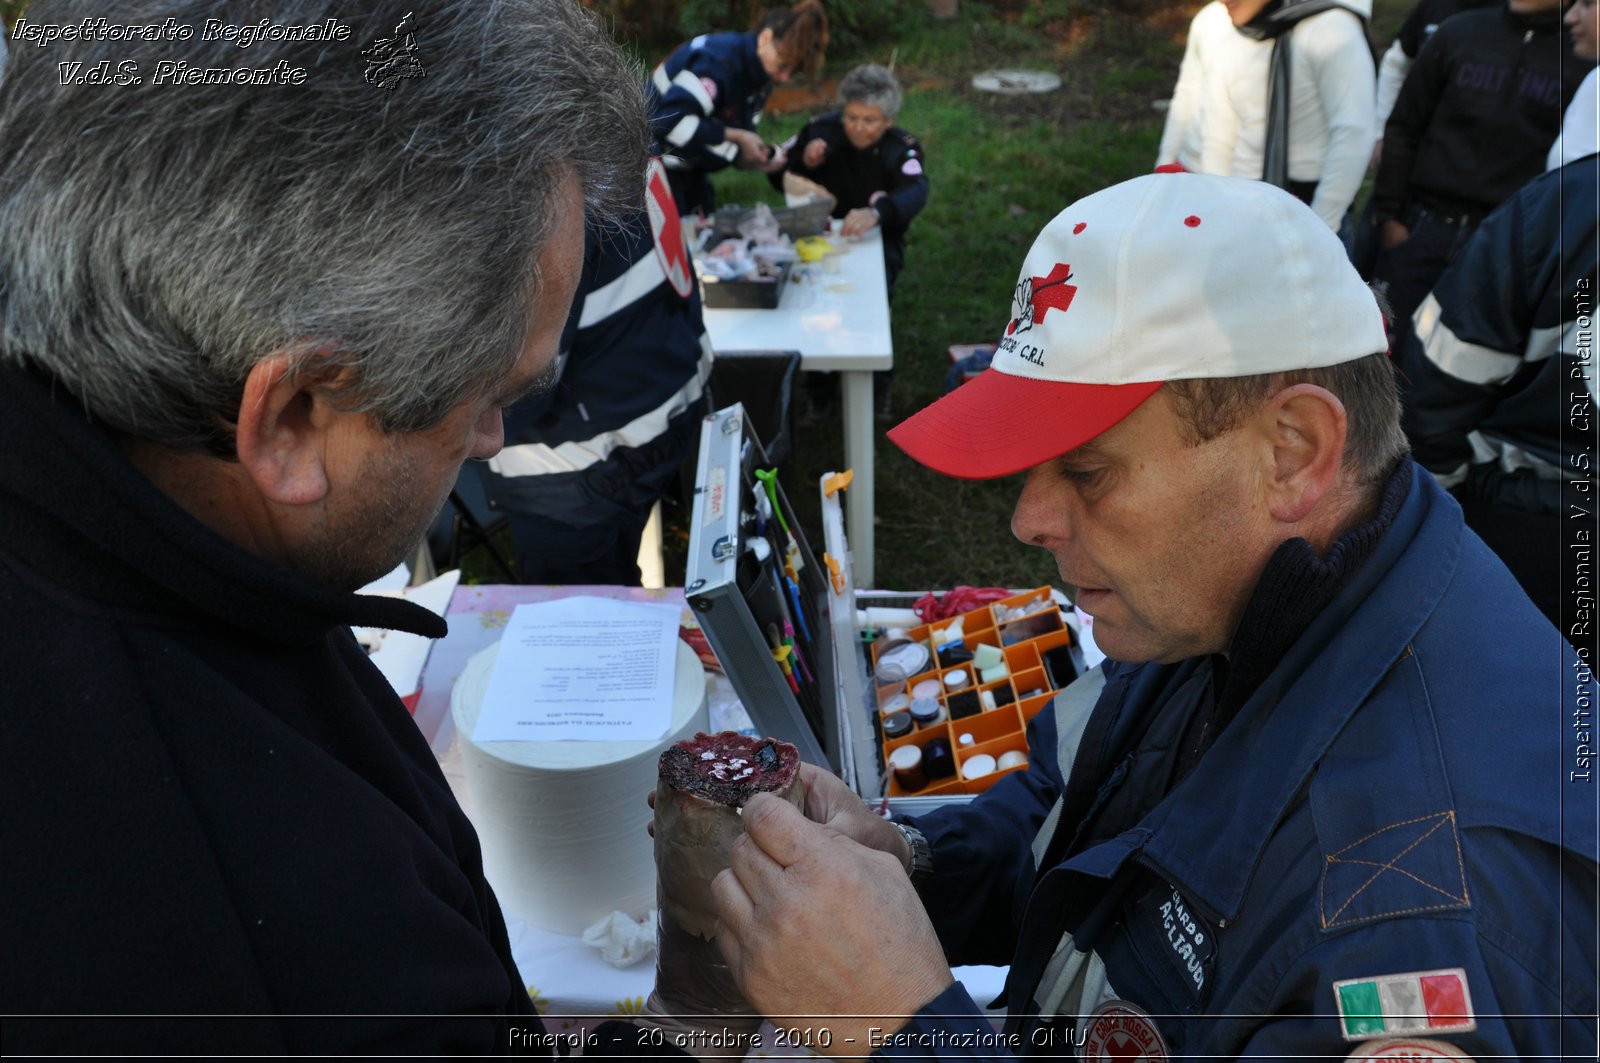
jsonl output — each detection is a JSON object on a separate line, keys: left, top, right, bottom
{"left": 0, "top": 0, "right": 648, "bottom": 456}
{"left": 838, "top": 63, "right": 901, "bottom": 121}
{"left": 1163, "top": 353, "right": 1409, "bottom": 488}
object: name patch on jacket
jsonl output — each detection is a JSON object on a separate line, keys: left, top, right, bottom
{"left": 1128, "top": 884, "right": 1215, "bottom": 1003}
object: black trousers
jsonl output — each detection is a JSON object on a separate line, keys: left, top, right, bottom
{"left": 1369, "top": 205, "right": 1481, "bottom": 339}
{"left": 504, "top": 508, "right": 650, "bottom": 587}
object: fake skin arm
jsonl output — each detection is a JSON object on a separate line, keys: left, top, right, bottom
{"left": 710, "top": 792, "right": 955, "bottom": 1051}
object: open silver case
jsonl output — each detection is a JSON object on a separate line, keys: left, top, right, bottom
{"left": 685, "top": 404, "right": 871, "bottom": 784}
{"left": 690, "top": 403, "right": 1057, "bottom": 813}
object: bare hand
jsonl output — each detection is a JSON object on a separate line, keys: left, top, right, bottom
{"left": 759, "top": 143, "right": 788, "bottom": 175}
{"left": 711, "top": 793, "right": 952, "bottom": 1048}
{"left": 794, "top": 762, "right": 910, "bottom": 865}
{"left": 802, "top": 137, "right": 828, "bottom": 169}
{"left": 651, "top": 763, "right": 910, "bottom": 864}
{"left": 727, "top": 127, "right": 771, "bottom": 169}
{"left": 1380, "top": 219, "right": 1409, "bottom": 249}
{"left": 841, "top": 207, "right": 879, "bottom": 238}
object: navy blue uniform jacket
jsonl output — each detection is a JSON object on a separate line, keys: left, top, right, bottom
{"left": 889, "top": 466, "right": 1597, "bottom": 1059}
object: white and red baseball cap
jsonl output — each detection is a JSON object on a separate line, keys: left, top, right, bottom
{"left": 887, "top": 172, "right": 1388, "bottom": 479}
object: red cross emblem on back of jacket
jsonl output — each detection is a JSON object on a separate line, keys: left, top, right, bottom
{"left": 646, "top": 157, "right": 693, "bottom": 298}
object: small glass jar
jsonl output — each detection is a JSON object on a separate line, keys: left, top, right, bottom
{"left": 874, "top": 661, "right": 908, "bottom": 709}
{"left": 962, "top": 753, "right": 997, "bottom": 781}
{"left": 880, "top": 710, "right": 913, "bottom": 741}
{"left": 888, "top": 743, "right": 927, "bottom": 791}
{"left": 909, "top": 697, "right": 945, "bottom": 730}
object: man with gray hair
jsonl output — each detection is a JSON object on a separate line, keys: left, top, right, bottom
{"left": 775, "top": 62, "right": 928, "bottom": 290}
{"left": 0, "top": 1, "right": 650, "bottom": 1053}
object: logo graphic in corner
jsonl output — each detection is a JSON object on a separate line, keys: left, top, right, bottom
{"left": 645, "top": 158, "right": 694, "bottom": 298}
{"left": 1079, "top": 1000, "right": 1169, "bottom": 1061}
{"left": 1008, "top": 262, "right": 1076, "bottom": 337}
{"left": 363, "top": 11, "right": 427, "bottom": 89}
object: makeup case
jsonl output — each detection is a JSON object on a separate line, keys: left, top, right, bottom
{"left": 685, "top": 403, "right": 1087, "bottom": 812}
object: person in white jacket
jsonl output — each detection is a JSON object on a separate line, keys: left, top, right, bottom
{"left": 1159, "top": 0, "right": 1377, "bottom": 233}
{"left": 1155, "top": 2, "right": 1234, "bottom": 171}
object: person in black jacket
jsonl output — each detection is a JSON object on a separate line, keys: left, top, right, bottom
{"left": 774, "top": 63, "right": 929, "bottom": 292}
{"left": 1372, "top": 0, "right": 1501, "bottom": 160}
{"left": 1351, "top": 0, "right": 1500, "bottom": 273}
{"left": 1367, "top": 0, "right": 1592, "bottom": 337}
{"left": 0, "top": 1, "right": 663, "bottom": 1054}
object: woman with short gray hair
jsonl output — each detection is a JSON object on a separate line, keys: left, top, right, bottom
{"left": 839, "top": 62, "right": 903, "bottom": 121}
{"left": 774, "top": 62, "right": 929, "bottom": 292}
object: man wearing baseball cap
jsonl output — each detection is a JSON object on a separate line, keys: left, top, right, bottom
{"left": 711, "top": 173, "right": 1597, "bottom": 1059}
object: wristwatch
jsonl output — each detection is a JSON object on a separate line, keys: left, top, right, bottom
{"left": 893, "top": 821, "right": 934, "bottom": 886}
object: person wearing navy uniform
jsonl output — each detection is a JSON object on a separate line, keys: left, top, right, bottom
{"left": 645, "top": 0, "right": 828, "bottom": 218}
{"left": 772, "top": 63, "right": 929, "bottom": 292}
{"left": 1397, "top": 154, "right": 1597, "bottom": 635}
{"left": 703, "top": 173, "right": 1598, "bottom": 1059}
{"left": 482, "top": 158, "right": 714, "bottom": 586}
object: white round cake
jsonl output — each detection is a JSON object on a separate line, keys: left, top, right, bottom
{"left": 451, "top": 638, "right": 708, "bottom": 935}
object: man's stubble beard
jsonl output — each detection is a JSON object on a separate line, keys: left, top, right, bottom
{"left": 297, "top": 437, "right": 453, "bottom": 592}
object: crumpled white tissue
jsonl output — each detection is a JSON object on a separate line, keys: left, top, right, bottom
{"left": 581, "top": 909, "right": 657, "bottom": 968}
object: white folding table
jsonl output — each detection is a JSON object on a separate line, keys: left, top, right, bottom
{"left": 698, "top": 229, "right": 893, "bottom": 587}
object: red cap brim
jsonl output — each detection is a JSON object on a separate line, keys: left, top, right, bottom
{"left": 886, "top": 369, "right": 1165, "bottom": 480}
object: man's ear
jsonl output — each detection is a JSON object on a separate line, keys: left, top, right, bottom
{"left": 233, "top": 355, "right": 334, "bottom": 506}
{"left": 1259, "top": 382, "right": 1347, "bottom": 525}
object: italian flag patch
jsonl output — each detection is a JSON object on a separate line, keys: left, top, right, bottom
{"left": 1333, "top": 968, "right": 1476, "bottom": 1041}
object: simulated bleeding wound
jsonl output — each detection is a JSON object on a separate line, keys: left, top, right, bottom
{"left": 645, "top": 732, "right": 805, "bottom": 1036}
{"left": 657, "top": 731, "right": 799, "bottom": 806}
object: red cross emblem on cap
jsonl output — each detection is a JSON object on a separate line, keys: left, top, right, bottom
{"left": 1007, "top": 262, "right": 1076, "bottom": 336}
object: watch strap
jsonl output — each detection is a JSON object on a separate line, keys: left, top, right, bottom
{"left": 893, "top": 820, "right": 934, "bottom": 886}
